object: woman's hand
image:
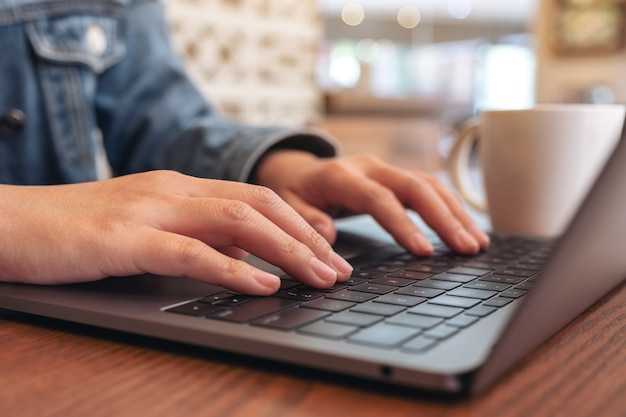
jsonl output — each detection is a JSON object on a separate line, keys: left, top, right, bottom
{"left": 0, "top": 171, "right": 353, "bottom": 294}
{"left": 255, "top": 150, "right": 490, "bottom": 255}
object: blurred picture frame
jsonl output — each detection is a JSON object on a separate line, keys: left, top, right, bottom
{"left": 551, "top": 0, "right": 626, "bottom": 55}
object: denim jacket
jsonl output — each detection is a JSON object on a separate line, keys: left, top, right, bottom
{"left": 0, "top": 0, "right": 337, "bottom": 185}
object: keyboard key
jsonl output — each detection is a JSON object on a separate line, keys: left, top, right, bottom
{"left": 501, "top": 288, "right": 528, "bottom": 299}
{"left": 510, "top": 262, "right": 542, "bottom": 271}
{"left": 429, "top": 295, "right": 480, "bottom": 309}
{"left": 300, "top": 297, "right": 355, "bottom": 312}
{"left": 480, "top": 274, "right": 525, "bottom": 284}
{"left": 199, "top": 291, "right": 239, "bottom": 303}
{"left": 448, "top": 266, "right": 492, "bottom": 276}
{"left": 395, "top": 286, "right": 445, "bottom": 298}
{"left": 351, "top": 282, "right": 397, "bottom": 295}
{"left": 274, "top": 287, "right": 326, "bottom": 301}
{"left": 326, "top": 311, "right": 384, "bottom": 327}
{"left": 348, "top": 323, "right": 420, "bottom": 348}
{"left": 431, "top": 273, "right": 476, "bottom": 283}
{"left": 379, "top": 258, "right": 414, "bottom": 267}
{"left": 466, "top": 305, "right": 497, "bottom": 317}
{"left": 166, "top": 301, "right": 224, "bottom": 317}
{"left": 369, "top": 276, "right": 416, "bottom": 287}
{"left": 253, "top": 307, "right": 329, "bottom": 330}
{"left": 278, "top": 279, "right": 300, "bottom": 290}
{"left": 316, "top": 284, "right": 347, "bottom": 293}
{"left": 386, "top": 312, "right": 443, "bottom": 329}
{"left": 408, "top": 303, "right": 464, "bottom": 319}
{"left": 387, "top": 270, "right": 432, "bottom": 280}
{"left": 464, "top": 280, "right": 512, "bottom": 292}
{"left": 350, "top": 301, "right": 406, "bottom": 317}
{"left": 344, "top": 277, "right": 368, "bottom": 286}
{"left": 401, "top": 336, "right": 438, "bottom": 353}
{"left": 325, "top": 290, "right": 377, "bottom": 303}
{"left": 405, "top": 264, "right": 448, "bottom": 274}
{"left": 350, "top": 270, "right": 384, "bottom": 280}
{"left": 213, "top": 294, "right": 256, "bottom": 307}
{"left": 446, "top": 314, "right": 479, "bottom": 328}
{"left": 423, "top": 324, "right": 460, "bottom": 340}
{"left": 298, "top": 321, "right": 358, "bottom": 339}
{"left": 498, "top": 268, "right": 536, "bottom": 278}
{"left": 516, "top": 281, "right": 534, "bottom": 291}
{"left": 462, "top": 261, "right": 506, "bottom": 270}
{"left": 208, "top": 298, "right": 299, "bottom": 323}
{"left": 362, "top": 264, "right": 402, "bottom": 273}
{"left": 374, "top": 293, "right": 426, "bottom": 307}
{"left": 413, "top": 279, "right": 461, "bottom": 291}
{"left": 447, "top": 287, "right": 497, "bottom": 300}
{"left": 483, "top": 297, "right": 514, "bottom": 308}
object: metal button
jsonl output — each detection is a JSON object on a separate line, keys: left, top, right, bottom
{"left": 0, "top": 108, "right": 25, "bottom": 137}
{"left": 86, "top": 23, "right": 107, "bottom": 56}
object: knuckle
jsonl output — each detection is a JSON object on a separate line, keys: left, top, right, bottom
{"left": 213, "top": 256, "right": 242, "bottom": 280}
{"left": 172, "top": 239, "right": 207, "bottom": 267}
{"left": 364, "top": 183, "right": 394, "bottom": 202}
{"left": 249, "top": 185, "right": 282, "bottom": 208}
{"left": 304, "top": 224, "right": 328, "bottom": 247}
{"left": 352, "top": 154, "right": 385, "bottom": 171}
{"left": 356, "top": 154, "right": 382, "bottom": 165}
{"left": 423, "top": 174, "right": 446, "bottom": 189}
{"left": 220, "top": 200, "right": 255, "bottom": 224}
{"left": 280, "top": 237, "right": 306, "bottom": 258}
{"left": 144, "top": 169, "right": 183, "bottom": 185}
{"left": 320, "top": 159, "right": 355, "bottom": 181}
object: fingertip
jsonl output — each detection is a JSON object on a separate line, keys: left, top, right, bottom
{"left": 252, "top": 270, "right": 281, "bottom": 294}
{"left": 470, "top": 225, "right": 491, "bottom": 249}
{"left": 330, "top": 251, "right": 353, "bottom": 280}
{"left": 411, "top": 234, "right": 435, "bottom": 256}
{"left": 454, "top": 229, "right": 481, "bottom": 254}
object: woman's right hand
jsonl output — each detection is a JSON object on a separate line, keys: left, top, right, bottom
{"left": 0, "top": 170, "right": 353, "bottom": 295}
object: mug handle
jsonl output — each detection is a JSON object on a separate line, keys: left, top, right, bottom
{"left": 447, "top": 119, "right": 488, "bottom": 213}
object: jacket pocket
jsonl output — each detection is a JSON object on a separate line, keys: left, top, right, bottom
{"left": 25, "top": 14, "right": 125, "bottom": 74}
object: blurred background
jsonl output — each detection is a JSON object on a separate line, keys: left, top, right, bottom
{"left": 164, "top": 0, "right": 626, "bottom": 172}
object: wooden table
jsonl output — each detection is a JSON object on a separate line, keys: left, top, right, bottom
{"left": 2, "top": 281, "right": 626, "bottom": 417}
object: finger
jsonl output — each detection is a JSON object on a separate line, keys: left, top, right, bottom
{"left": 319, "top": 168, "right": 436, "bottom": 256}
{"left": 173, "top": 179, "right": 352, "bottom": 279}
{"left": 319, "top": 160, "right": 481, "bottom": 255}
{"left": 280, "top": 191, "right": 338, "bottom": 245}
{"left": 157, "top": 197, "right": 350, "bottom": 287}
{"left": 374, "top": 167, "right": 483, "bottom": 254}
{"left": 131, "top": 229, "right": 281, "bottom": 295}
{"left": 421, "top": 175, "right": 490, "bottom": 248}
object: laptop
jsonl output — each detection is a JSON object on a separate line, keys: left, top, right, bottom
{"left": 2, "top": 121, "right": 626, "bottom": 396}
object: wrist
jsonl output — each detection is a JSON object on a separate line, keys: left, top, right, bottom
{"left": 252, "top": 150, "right": 320, "bottom": 187}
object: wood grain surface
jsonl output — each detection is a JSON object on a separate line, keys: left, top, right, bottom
{"left": 1, "top": 282, "right": 626, "bottom": 417}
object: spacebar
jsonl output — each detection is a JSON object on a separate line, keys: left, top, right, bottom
{"left": 252, "top": 307, "right": 330, "bottom": 330}
{"left": 208, "top": 297, "right": 299, "bottom": 323}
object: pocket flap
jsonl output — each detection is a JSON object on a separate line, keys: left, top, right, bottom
{"left": 26, "top": 15, "right": 125, "bottom": 73}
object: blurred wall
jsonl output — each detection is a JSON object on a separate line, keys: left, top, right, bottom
{"left": 163, "top": 0, "right": 322, "bottom": 125}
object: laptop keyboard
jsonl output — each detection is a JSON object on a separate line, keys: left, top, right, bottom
{"left": 165, "top": 235, "right": 555, "bottom": 353}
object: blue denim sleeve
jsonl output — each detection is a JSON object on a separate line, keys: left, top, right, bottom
{"left": 97, "top": 0, "right": 338, "bottom": 182}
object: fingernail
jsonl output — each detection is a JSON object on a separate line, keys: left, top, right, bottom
{"left": 310, "top": 257, "right": 337, "bottom": 283}
{"left": 330, "top": 252, "right": 353, "bottom": 276}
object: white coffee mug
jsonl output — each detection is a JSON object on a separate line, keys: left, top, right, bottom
{"left": 448, "top": 104, "right": 625, "bottom": 236}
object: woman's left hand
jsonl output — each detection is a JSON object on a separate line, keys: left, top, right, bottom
{"left": 255, "top": 150, "right": 490, "bottom": 256}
